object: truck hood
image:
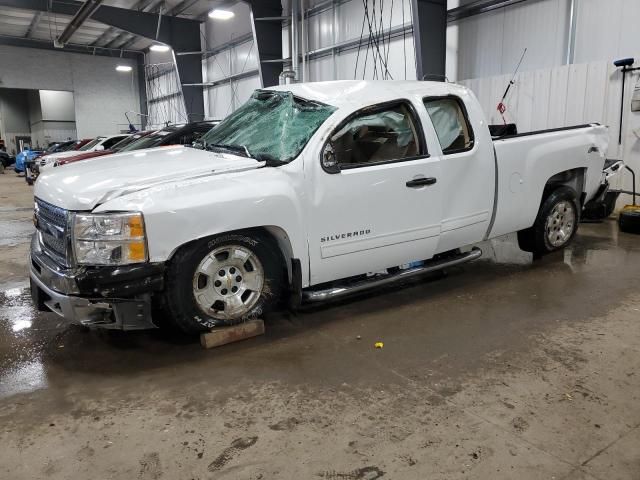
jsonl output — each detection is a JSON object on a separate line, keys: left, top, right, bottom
{"left": 34, "top": 145, "right": 264, "bottom": 211}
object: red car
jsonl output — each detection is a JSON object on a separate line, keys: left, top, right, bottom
{"left": 55, "top": 131, "right": 154, "bottom": 167}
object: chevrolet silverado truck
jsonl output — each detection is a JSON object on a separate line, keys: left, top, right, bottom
{"left": 30, "top": 80, "right": 610, "bottom": 333}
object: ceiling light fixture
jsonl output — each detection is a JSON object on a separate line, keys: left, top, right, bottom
{"left": 208, "top": 9, "right": 234, "bottom": 20}
{"left": 150, "top": 44, "right": 171, "bottom": 52}
{"left": 116, "top": 65, "right": 133, "bottom": 72}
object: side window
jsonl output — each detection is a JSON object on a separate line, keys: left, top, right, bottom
{"left": 323, "top": 102, "right": 421, "bottom": 169}
{"left": 103, "top": 136, "right": 125, "bottom": 149}
{"left": 424, "top": 97, "right": 474, "bottom": 154}
{"left": 178, "top": 133, "right": 193, "bottom": 145}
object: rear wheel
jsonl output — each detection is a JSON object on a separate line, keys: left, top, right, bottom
{"left": 162, "top": 232, "right": 285, "bottom": 334}
{"left": 518, "top": 186, "right": 580, "bottom": 255}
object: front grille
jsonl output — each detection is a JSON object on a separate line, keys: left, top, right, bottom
{"left": 35, "top": 198, "right": 70, "bottom": 266}
{"left": 40, "top": 159, "right": 47, "bottom": 166}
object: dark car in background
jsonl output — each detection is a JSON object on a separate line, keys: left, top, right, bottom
{"left": 116, "top": 121, "right": 219, "bottom": 153}
{"left": 0, "top": 151, "right": 15, "bottom": 172}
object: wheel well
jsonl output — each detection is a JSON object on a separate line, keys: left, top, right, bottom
{"left": 168, "top": 226, "right": 294, "bottom": 285}
{"left": 543, "top": 168, "right": 586, "bottom": 205}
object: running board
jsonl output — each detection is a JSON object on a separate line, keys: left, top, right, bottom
{"left": 302, "top": 247, "right": 483, "bottom": 303}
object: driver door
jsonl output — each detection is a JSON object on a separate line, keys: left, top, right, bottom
{"left": 305, "top": 100, "right": 443, "bottom": 285}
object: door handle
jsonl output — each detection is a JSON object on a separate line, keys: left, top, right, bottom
{"left": 406, "top": 177, "right": 437, "bottom": 188}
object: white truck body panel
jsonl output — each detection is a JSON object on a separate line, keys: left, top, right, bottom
{"left": 489, "top": 125, "right": 609, "bottom": 238}
{"left": 33, "top": 81, "right": 609, "bottom": 290}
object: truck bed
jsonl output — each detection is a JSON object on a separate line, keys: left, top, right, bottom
{"left": 488, "top": 123, "right": 609, "bottom": 239}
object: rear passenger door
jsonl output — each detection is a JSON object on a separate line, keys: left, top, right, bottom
{"left": 423, "top": 95, "right": 494, "bottom": 251}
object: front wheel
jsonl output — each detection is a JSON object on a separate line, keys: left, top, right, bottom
{"left": 518, "top": 186, "right": 580, "bottom": 255}
{"left": 162, "top": 232, "right": 285, "bottom": 334}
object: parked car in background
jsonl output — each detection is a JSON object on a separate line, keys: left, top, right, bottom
{"left": 53, "top": 131, "right": 154, "bottom": 168}
{"left": 14, "top": 147, "right": 44, "bottom": 173}
{"left": 30, "top": 82, "right": 611, "bottom": 332}
{"left": 115, "top": 121, "right": 218, "bottom": 154}
{"left": 24, "top": 140, "right": 88, "bottom": 183}
{"left": 0, "top": 150, "right": 15, "bottom": 172}
{"left": 36, "top": 134, "right": 130, "bottom": 174}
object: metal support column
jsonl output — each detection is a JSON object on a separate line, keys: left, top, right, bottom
{"left": 411, "top": 0, "right": 447, "bottom": 81}
{"left": 247, "top": 0, "right": 284, "bottom": 88}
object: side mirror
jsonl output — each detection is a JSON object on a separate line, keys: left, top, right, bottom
{"left": 321, "top": 142, "right": 341, "bottom": 174}
{"left": 95, "top": 145, "right": 105, "bottom": 151}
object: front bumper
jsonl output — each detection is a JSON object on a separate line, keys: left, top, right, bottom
{"left": 29, "top": 235, "right": 164, "bottom": 330}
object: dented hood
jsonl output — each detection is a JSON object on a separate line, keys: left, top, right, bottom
{"left": 34, "top": 145, "right": 263, "bottom": 211}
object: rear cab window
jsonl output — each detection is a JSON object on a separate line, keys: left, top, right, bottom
{"left": 423, "top": 96, "right": 474, "bottom": 155}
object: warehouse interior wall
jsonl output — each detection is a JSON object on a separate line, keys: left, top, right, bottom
{"left": 0, "top": 45, "right": 140, "bottom": 139}
{"left": 28, "top": 90, "right": 77, "bottom": 148}
{"left": 199, "top": 0, "right": 419, "bottom": 120}
{"left": 460, "top": 58, "right": 640, "bottom": 207}
{"left": 0, "top": 89, "right": 31, "bottom": 155}
{"left": 452, "top": 0, "right": 640, "bottom": 80}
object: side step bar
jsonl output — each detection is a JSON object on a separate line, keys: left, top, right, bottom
{"left": 302, "top": 247, "right": 483, "bottom": 303}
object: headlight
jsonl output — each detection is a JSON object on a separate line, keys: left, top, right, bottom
{"left": 73, "top": 212, "right": 147, "bottom": 265}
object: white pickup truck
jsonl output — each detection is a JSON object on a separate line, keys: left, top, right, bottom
{"left": 30, "top": 80, "right": 611, "bottom": 333}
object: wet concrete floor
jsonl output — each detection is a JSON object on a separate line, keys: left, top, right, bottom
{"left": 1, "top": 173, "right": 639, "bottom": 479}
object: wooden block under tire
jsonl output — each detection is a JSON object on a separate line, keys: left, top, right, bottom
{"left": 200, "top": 319, "right": 265, "bottom": 349}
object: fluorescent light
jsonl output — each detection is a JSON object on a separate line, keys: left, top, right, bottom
{"left": 150, "top": 44, "right": 170, "bottom": 52}
{"left": 116, "top": 65, "right": 132, "bottom": 72}
{"left": 208, "top": 9, "right": 234, "bottom": 20}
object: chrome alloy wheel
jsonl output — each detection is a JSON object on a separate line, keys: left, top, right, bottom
{"left": 545, "top": 200, "right": 576, "bottom": 248}
{"left": 192, "top": 245, "right": 264, "bottom": 321}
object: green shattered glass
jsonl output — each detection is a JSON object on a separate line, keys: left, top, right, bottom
{"left": 201, "top": 90, "right": 337, "bottom": 164}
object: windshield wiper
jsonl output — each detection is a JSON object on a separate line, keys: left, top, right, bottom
{"left": 206, "top": 143, "right": 254, "bottom": 159}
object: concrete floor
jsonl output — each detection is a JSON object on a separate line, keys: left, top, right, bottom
{"left": 1, "top": 172, "right": 639, "bottom": 480}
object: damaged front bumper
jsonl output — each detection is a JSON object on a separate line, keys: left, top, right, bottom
{"left": 29, "top": 235, "right": 164, "bottom": 330}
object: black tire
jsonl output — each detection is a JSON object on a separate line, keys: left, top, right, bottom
{"left": 618, "top": 208, "right": 640, "bottom": 234}
{"left": 518, "top": 186, "right": 580, "bottom": 255}
{"left": 161, "top": 231, "right": 285, "bottom": 334}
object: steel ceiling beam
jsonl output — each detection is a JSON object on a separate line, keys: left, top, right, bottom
{"left": 25, "top": 11, "right": 42, "bottom": 38}
{"left": 1, "top": 0, "right": 204, "bottom": 120}
{"left": 91, "top": 0, "right": 161, "bottom": 47}
{"left": 54, "top": 0, "right": 103, "bottom": 47}
{"left": 0, "top": 0, "right": 200, "bottom": 48}
{"left": 446, "top": 0, "right": 535, "bottom": 22}
{"left": 0, "top": 33, "right": 141, "bottom": 59}
{"left": 102, "top": 0, "right": 164, "bottom": 49}
{"left": 167, "top": 0, "right": 200, "bottom": 16}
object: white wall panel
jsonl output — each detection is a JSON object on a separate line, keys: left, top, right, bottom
{"left": 233, "top": 76, "right": 262, "bottom": 107}
{"left": 232, "top": 41, "right": 258, "bottom": 75}
{"left": 455, "top": 0, "right": 569, "bottom": 80}
{"left": 206, "top": 84, "right": 234, "bottom": 120}
{"left": 460, "top": 56, "right": 640, "bottom": 203}
{"left": 573, "top": 0, "right": 640, "bottom": 64}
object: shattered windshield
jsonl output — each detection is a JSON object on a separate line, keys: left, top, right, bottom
{"left": 201, "top": 90, "right": 337, "bottom": 164}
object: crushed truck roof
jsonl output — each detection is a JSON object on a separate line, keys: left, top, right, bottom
{"left": 267, "top": 80, "right": 471, "bottom": 109}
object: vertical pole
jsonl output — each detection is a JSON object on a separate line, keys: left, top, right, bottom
{"left": 291, "top": 0, "right": 300, "bottom": 81}
{"left": 332, "top": 0, "right": 337, "bottom": 80}
{"left": 565, "top": 0, "right": 576, "bottom": 65}
{"left": 619, "top": 67, "right": 627, "bottom": 145}
{"left": 301, "top": 0, "right": 306, "bottom": 82}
